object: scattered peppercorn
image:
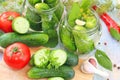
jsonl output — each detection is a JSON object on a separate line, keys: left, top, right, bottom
{"left": 98, "top": 42, "right": 101, "bottom": 45}
{"left": 117, "top": 66, "right": 120, "bottom": 69}
{"left": 104, "top": 42, "right": 107, "bottom": 46}
{"left": 113, "top": 64, "right": 117, "bottom": 67}
{"left": 107, "top": 78, "right": 109, "bottom": 80}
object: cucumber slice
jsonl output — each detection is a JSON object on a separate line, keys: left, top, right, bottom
{"left": 49, "top": 49, "right": 67, "bottom": 68}
{"left": 12, "top": 17, "right": 30, "bottom": 34}
{"left": 48, "top": 77, "right": 64, "bottom": 80}
{"left": 34, "top": 48, "right": 50, "bottom": 68}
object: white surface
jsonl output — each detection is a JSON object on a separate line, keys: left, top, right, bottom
{"left": 94, "top": 11, "right": 120, "bottom": 80}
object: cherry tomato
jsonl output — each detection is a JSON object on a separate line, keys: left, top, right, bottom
{"left": 0, "top": 11, "right": 20, "bottom": 33}
{"left": 3, "top": 42, "right": 31, "bottom": 70}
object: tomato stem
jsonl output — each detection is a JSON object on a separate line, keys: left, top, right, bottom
{"left": 12, "top": 47, "right": 19, "bottom": 53}
{"left": 8, "top": 16, "right": 14, "bottom": 20}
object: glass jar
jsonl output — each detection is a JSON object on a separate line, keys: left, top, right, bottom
{"left": 23, "top": 0, "right": 64, "bottom": 48}
{"left": 59, "top": 9, "right": 101, "bottom": 57}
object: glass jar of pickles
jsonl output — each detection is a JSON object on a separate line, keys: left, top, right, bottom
{"left": 23, "top": 0, "right": 64, "bottom": 48}
{"left": 59, "top": 2, "right": 101, "bottom": 57}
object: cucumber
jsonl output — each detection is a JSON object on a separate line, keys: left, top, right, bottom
{"left": 34, "top": 48, "right": 50, "bottom": 68}
{"left": 49, "top": 49, "right": 67, "bottom": 68}
{"left": 29, "top": 54, "right": 35, "bottom": 66}
{"left": 0, "top": 32, "right": 49, "bottom": 48}
{"left": 25, "top": 8, "right": 42, "bottom": 31}
{"left": 59, "top": 25, "right": 76, "bottom": 52}
{"left": 48, "top": 77, "right": 64, "bottom": 80}
{"left": 12, "top": 17, "right": 30, "bottom": 34}
{"left": 65, "top": 51, "right": 78, "bottom": 66}
{"left": 35, "top": 3, "right": 50, "bottom": 12}
{"left": 28, "top": 0, "right": 41, "bottom": 6}
{"left": 27, "top": 65, "right": 75, "bottom": 79}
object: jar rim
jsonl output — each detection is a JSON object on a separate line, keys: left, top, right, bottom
{"left": 65, "top": 9, "right": 101, "bottom": 34}
{"left": 26, "top": 0, "right": 60, "bottom": 13}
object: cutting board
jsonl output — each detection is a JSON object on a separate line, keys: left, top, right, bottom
{"left": 0, "top": 47, "right": 93, "bottom": 80}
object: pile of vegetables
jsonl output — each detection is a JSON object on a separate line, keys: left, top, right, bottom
{"left": 28, "top": 48, "right": 78, "bottom": 79}
{"left": 0, "top": 0, "right": 115, "bottom": 79}
{"left": 0, "top": 12, "right": 49, "bottom": 48}
{"left": 0, "top": 0, "right": 64, "bottom": 48}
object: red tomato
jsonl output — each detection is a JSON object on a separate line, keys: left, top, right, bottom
{"left": 3, "top": 42, "right": 31, "bottom": 70}
{"left": 0, "top": 11, "right": 20, "bottom": 33}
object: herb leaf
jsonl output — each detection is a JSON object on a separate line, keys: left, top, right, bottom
{"left": 95, "top": 49, "right": 112, "bottom": 71}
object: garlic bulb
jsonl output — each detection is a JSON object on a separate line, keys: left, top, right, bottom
{"left": 81, "top": 56, "right": 109, "bottom": 78}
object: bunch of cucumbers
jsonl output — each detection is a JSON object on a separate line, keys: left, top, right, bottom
{"left": 28, "top": 48, "right": 78, "bottom": 79}
{"left": 0, "top": 0, "right": 64, "bottom": 48}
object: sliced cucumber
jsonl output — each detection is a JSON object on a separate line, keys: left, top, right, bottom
{"left": 48, "top": 77, "right": 64, "bottom": 80}
{"left": 12, "top": 17, "right": 30, "bottom": 34}
{"left": 34, "top": 48, "right": 50, "bottom": 68}
{"left": 49, "top": 49, "right": 67, "bottom": 68}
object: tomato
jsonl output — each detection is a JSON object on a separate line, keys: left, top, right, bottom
{"left": 3, "top": 42, "right": 31, "bottom": 70}
{"left": 0, "top": 11, "right": 20, "bottom": 33}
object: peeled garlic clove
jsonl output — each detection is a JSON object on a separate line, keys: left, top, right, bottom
{"left": 75, "top": 19, "right": 86, "bottom": 26}
{"left": 88, "top": 57, "right": 97, "bottom": 67}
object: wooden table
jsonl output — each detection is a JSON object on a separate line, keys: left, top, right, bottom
{"left": 0, "top": 47, "right": 93, "bottom": 80}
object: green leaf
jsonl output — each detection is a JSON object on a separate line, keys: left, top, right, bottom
{"left": 110, "top": 28, "right": 120, "bottom": 40}
{"left": 95, "top": 50, "right": 112, "bottom": 71}
{"left": 80, "top": 0, "right": 96, "bottom": 10}
{"left": 68, "top": 2, "right": 81, "bottom": 27}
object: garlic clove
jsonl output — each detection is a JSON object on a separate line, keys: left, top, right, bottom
{"left": 75, "top": 19, "right": 86, "bottom": 26}
{"left": 80, "top": 56, "right": 109, "bottom": 78}
{"left": 81, "top": 59, "right": 97, "bottom": 74}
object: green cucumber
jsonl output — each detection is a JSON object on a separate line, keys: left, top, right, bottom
{"left": 34, "top": 48, "right": 50, "bottom": 68}
{"left": 59, "top": 25, "right": 76, "bottom": 51}
{"left": 49, "top": 49, "right": 67, "bottom": 68}
{"left": 28, "top": 0, "right": 41, "bottom": 6}
{"left": 48, "top": 77, "right": 64, "bottom": 80}
{"left": 27, "top": 65, "right": 75, "bottom": 79}
{"left": 29, "top": 54, "right": 35, "bottom": 66}
{"left": 65, "top": 51, "right": 78, "bottom": 66}
{"left": 29, "top": 50, "right": 79, "bottom": 67}
{"left": 25, "top": 8, "right": 42, "bottom": 31}
{"left": 12, "top": 17, "right": 30, "bottom": 34}
{"left": 0, "top": 32, "right": 49, "bottom": 48}
{"left": 35, "top": 3, "right": 50, "bottom": 12}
